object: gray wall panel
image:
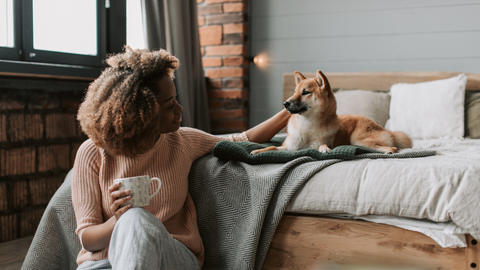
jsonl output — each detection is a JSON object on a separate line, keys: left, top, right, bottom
{"left": 249, "top": 0, "right": 480, "bottom": 127}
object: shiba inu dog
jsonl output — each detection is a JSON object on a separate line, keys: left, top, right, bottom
{"left": 251, "top": 70, "right": 412, "bottom": 155}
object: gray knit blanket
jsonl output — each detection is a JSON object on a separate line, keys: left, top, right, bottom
{"left": 21, "top": 147, "right": 435, "bottom": 270}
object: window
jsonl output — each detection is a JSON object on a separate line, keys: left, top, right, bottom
{"left": 126, "top": 0, "right": 145, "bottom": 50}
{"left": 0, "top": 0, "right": 126, "bottom": 79}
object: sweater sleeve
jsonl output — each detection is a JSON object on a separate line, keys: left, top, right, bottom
{"left": 71, "top": 140, "right": 104, "bottom": 235}
{"left": 177, "top": 127, "right": 249, "bottom": 160}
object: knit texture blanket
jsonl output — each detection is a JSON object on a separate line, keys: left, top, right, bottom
{"left": 21, "top": 142, "right": 436, "bottom": 270}
{"left": 212, "top": 136, "right": 382, "bottom": 164}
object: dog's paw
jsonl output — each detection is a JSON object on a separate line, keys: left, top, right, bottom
{"left": 318, "top": 145, "right": 331, "bottom": 153}
{"left": 384, "top": 147, "right": 397, "bottom": 154}
{"left": 250, "top": 150, "right": 260, "bottom": 155}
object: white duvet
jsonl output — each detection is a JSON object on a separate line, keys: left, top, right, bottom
{"left": 286, "top": 138, "right": 480, "bottom": 248}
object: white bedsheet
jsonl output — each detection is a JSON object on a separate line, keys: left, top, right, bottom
{"left": 286, "top": 138, "right": 480, "bottom": 248}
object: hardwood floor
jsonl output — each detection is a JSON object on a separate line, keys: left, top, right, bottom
{"left": 0, "top": 236, "right": 33, "bottom": 270}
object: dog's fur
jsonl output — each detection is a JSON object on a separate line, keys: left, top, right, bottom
{"left": 251, "top": 70, "right": 412, "bottom": 155}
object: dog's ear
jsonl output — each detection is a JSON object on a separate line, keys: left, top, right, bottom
{"left": 315, "top": 70, "right": 325, "bottom": 88}
{"left": 294, "top": 71, "right": 306, "bottom": 85}
{"left": 316, "top": 70, "right": 332, "bottom": 96}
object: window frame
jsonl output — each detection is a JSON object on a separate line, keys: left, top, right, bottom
{"left": 0, "top": 0, "right": 126, "bottom": 80}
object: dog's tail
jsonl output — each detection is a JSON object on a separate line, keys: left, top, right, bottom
{"left": 392, "top": 131, "right": 412, "bottom": 149}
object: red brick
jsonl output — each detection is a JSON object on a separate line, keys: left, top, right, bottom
{"left": 45, "top": 113, "right": 77, "bottom": 139}
{"left": 38, "top": 145, "right": 70, "bottom": 172}
{"left": 9, "top": 114, "right": 43, "bottom": 141}
{"left": 0, "top": 98, "right": 25, "bottom": 110}
{"left": 19, "top": 208, "right": 45, "bottom": 238}
{"left": 205, "top": 45, "right": 247, "bottom": 56}
{"left": 224, "top": 78, "right": 247, "bottom": 88}
{"left": 224, "top": 3, "right": 247, "bottom": 13}
{"left": 223, "top": 33, "right": 244, "bottom": 45}
{"left": 224, "top": 23, "right": 248, "bottom": 34}
{"left": 12, "top": 180, "right": 28, "bottom": 209}
{"left": 208, "top": 100, "right": 223, "bottom": 109}
{"left": 1, "top": 147, "right": 36, "bottom": 176}
{"left": 25, "top": 114, "right": 43, "bottom": 140}
{"left": 0, "top": 214, "right": 17, "bottom": 242}
{"left": 210, "top": 121, "right": 223, "bottom": 132}
{"left": 201, "top": 47, "right": 205, "bottom": 56}
{"left": 198, "top": 16, "right": 205, "bottom": 26}
{"left": 223, "top": 98, "right": 247, "bottom": 109}
{"left": 205, "top": 67, "right": 247, "bottom": 78}
{"left": 202, "top": 57, "right": 222, "bottom": 67}
{"left": 61, "top": 99, "right": 81, "bottom": 109}
{"left": 210, "top": 109, "right": 247, "bottom": 119}
{"left": 223, "top": 119, "right": 248, "bottom": 130}
{"left": 30, "top": 176, "right": 64, "bottom": 206}
{"left": 28, "top": 95, "right": 59, "bottom": 109}
{"left": 207, "top": 90, "right": 248, "bottom": 99}
{"left": 0, "top": 114, "right": 6, "bottom": 142}
{"left": 197, "top": 0, "right": 204, "bottom": 3}
{"left": 224, "top": 56, "right": 245, "bottom": 66}
{"left": 0, "top": 182, "right": 7, "bottom": 211}
{"left": 0, "top": 150, "right": 4, "bottom": 176}
{"left": 199, "top": 25, "right": 222, "bottom": 46}
{"left": 9, "top": 114, "right": 25, "bottom": 141}
{"left": 206, "top": 79, "right": 222, "bottom": 90}
{"left": 206, "top": 0, "right": 241, "bottom": 3}
{"left": 205, "top": 13, "right": 245, "bottom": 25}
{"left": 197, "top": 3, "right": 222, "bottom": 15}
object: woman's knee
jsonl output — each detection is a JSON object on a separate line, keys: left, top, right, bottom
{"left": 114, "top": 208, "right": 166, "bottom": 235}
{"left": 119, "top": 208, "right": 158, "bottom": 225}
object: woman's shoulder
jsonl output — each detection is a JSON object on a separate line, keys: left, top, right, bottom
{"left": 76, "top": 139, "right": 102, "bottom": 161}
{"left": 172, "top": 127, "right": 217, "bottom": 141}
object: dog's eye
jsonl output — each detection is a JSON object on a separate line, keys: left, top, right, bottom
{"left": 302, "top": 89, "right": 310, "bottom": 95}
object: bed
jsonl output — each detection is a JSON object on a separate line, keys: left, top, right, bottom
{"left": 261, "top": 71, "right": 480, "bottom": 270}
{"left": 22, "top": 72, "right": 480, "bottom": 270}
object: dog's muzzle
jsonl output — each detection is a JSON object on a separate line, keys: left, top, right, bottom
{"left": 283, "top": 100, "right": 307, "bottom": 114}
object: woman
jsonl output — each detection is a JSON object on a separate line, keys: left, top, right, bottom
{"left": 72, "top": 46, "right": 290, "bottom": 269}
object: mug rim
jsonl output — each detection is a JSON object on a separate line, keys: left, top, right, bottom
{"left": 113, "top": 175, "right": 150, "bottom": 182}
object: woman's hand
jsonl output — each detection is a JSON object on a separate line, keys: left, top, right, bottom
{"left": 108, "top": 182, "right": 132, "bottom": 222}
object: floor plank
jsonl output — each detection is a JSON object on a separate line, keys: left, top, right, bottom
{"left": 0, "top": 236, "right": 33, "bottom": 270}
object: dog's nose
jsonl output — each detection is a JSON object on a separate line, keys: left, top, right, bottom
{"left": 283, "top": 101, "right": 291, "bottom": 109}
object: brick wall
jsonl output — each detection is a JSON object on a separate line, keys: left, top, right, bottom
{"left": 0, "top": 77, "right": 88, "bottom": 243}
{"left": 0, "top": 1, "right": 251, "bottom": 243}
{"left": 197, "top": 0, "right": 250, "bottom": 134}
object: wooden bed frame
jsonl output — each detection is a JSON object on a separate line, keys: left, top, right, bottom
{"left": 263, "top": 71, "right": 480, "bottom": 270}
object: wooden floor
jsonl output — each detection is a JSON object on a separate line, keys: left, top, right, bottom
{"left": 0, "top": 236, "right": 33, "bottom": 270}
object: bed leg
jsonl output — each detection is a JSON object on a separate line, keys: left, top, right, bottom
{"left": 466, "top": 235, "right": 480, "bottom": 270}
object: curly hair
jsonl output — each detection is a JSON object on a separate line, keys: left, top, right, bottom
{"left": 77, "top": 46, "right": 180, "bottom": 157}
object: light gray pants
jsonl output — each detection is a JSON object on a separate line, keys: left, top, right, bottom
{"left": 77, "top": 208, "right": 200, "bottom": 270}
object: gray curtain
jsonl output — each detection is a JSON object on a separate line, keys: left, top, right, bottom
{"left": 141, "top": 0, "right": 211, "bottom": 132}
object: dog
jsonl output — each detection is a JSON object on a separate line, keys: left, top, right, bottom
{"left": 251, "top": 70, "right": 412, "bottom": 155}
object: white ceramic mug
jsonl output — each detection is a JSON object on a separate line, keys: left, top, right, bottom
{"left": 114, "top": 175, "right": 162, "bottom": 208}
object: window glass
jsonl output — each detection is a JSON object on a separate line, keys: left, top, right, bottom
{"left": 32, "top": 0, "right": 97, "bottom": 55}
{"left": 0, "top": 0, "right": 14, "bottom": 48}
{"left": 126, "top": 0, "right": 145, "bottom": 49}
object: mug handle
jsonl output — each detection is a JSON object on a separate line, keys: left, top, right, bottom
{"left": 149, "top": 177, "right": 162, "bottom": 199}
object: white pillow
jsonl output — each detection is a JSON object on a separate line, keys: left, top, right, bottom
{"left": 335, "top": 90, "right": 390, "bottom": 127}
{"left": 388, "top": 74, "right": 467, "bottom": 139}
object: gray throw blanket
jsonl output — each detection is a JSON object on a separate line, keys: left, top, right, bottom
{"left": 22, "top": 147, "right": 435, "bottom": 270}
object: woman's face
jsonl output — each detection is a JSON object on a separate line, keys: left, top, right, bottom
{"left": 157, "top": 75, "right": 183, "bottom": 134}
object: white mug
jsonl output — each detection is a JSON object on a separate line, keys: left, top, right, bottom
{"left": 114, "top": 175, "right": 162, "bottom": 208}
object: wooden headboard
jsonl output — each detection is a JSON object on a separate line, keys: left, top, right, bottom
{"left": 283, "top": 71, "right": 480, "bottom": 103}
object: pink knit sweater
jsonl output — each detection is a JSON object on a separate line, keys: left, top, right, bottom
{"left": 72, "top": 127, "right": 248, "bottom": 266}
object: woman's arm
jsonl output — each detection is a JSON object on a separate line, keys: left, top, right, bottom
{"left": 81, "top": 182, "right": 132, "bottom": 252}
{"left": 245, "top": 109, "right": 290, "bottom": 143}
